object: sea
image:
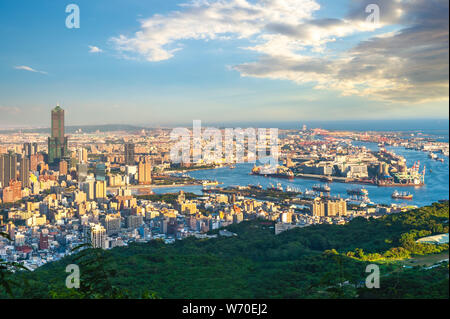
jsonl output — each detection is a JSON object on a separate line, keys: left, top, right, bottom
{"left": 136, "top": 120, "right": 449, "bottom": 207}
{"left": 150, "top": 142, "right": 449, "bottom": 208}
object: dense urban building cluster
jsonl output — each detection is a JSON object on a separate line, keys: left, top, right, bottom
{"left": 1, "top": 106, "right": 448, "bottom": 271}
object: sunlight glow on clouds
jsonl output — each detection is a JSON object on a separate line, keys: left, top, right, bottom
{"left": 111, "top": 0, "right": 448, "bottom": 104}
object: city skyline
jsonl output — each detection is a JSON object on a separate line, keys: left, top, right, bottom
{"left": 0, "top": 0, "right": 448, "bottom": 127}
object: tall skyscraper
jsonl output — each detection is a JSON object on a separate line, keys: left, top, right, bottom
{"left": 124, "top": 143, "right": 135, "bottom": 165}
{"left": 23, "top": 142, "right": 38, "bottom": 158}
{"left": 0, "top": 152, "right": 17, "bottom": 188}
{"left": 19, "top": 157, "right": 30, "bottom": 188}
{"left": 48, "top": 104, "right": 68, "bottom": 167}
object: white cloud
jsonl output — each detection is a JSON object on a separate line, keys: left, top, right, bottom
{"left": 110, "top": 0, "right": 321, "bottom": 62}
{"left": 88, "top": 45, "right": 103, "bottom": 53}
{"left": 234, "top": 0, "right": 449, "bottom": 103}
{"left": 14, "top": 65, "right": 47, "bottom": 74}
{"left": 109, "top": 0, "right": 448, "bottom": 103}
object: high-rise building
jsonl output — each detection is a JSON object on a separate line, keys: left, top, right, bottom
{"left": 23, "top": 143, "right": 31, "bottom": 157}
{"left": 90, "top": 224, "right": 107, "bottom": 249}
{"left": 23, "top": 142, "right": 38, "bottom": 157}
{"left": 94, "top": 180, "right": 107, "bottom": 199}
{"left": 126, "top": 215, "right": 143, "bottom": 229}
{"left": 124, "top": 143, "right": 135, "bottom": 165}
{"left": 77, "top": 147, "right": 88, "bottom": 164}
{"left": 76, "top": 163, "right": 88, "bottom": 182}
{"left": 29, "top": 154, "right": 39, "bottom": 171}
{"left": 59, "top": 160, "right": 68, "bottom": 175}
{"left": 19, "top": 157, "right": 30, "bottom": 188}
{"left": 81, "top": 180, "right": 95, "bottom": 200}
{"left": 2, "top": 180, "right": 22, "bottom": 203}
{"left": 0, "top": 152, "right": 17, "bottom": 189}
{"left": 310, "top": 197, "right": 347, "bottom": 217}
{"left": 6, "top": 221, "right": 15, "bottom": 241}
{"left": 39, "top": 232, "right": 49, "bottom": 250}
{"left": 95, "top": 163, "right": 106, "bottom": 181}
{"left": 105, "top": 213, "right": 121, "bottom": 235}
{"left": 325, "top": 198, "right": 347, "bottom": 217}
{"left": 138, "top": 158, "right": 152, "bottom": 184}
{"left": 48, "top": 104, "right": 68, "bottom": 167}
{"left": 14, "top": 233, "right": 25, "bottom": 246}
{"left": 311, "top": 197, "right": 325, "bottom": 217}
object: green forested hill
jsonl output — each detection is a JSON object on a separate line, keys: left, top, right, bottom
{"left": 2, "top": 202, "right": 449, "bottom": 299}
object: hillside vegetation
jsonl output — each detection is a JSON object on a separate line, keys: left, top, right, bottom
{"left": 1, "top": 202, "right": 448, "bottom": 299}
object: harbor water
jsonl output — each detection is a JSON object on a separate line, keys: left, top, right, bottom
{"left": 152, "top": 142, "right": 449, "bottom": 207}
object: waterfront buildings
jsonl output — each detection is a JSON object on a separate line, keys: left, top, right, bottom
{"left": 310, "top": 197, "right": 347, "bottom": 217}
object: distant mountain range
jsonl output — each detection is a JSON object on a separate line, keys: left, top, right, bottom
{"left": 0, "top": 124, "right": 151, "bottom": 134}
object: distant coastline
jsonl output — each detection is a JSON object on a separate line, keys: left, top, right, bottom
{"left": 1, "top": 119, "right": 449, "bottom": 135}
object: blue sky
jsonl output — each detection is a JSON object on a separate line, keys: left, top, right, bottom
{"left": 0, "top": 0, "right": 448, "bottom": 127}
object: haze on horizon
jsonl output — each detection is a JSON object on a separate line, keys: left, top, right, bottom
{"left": 0, "top": 0, "right": 448, "bottom": 127}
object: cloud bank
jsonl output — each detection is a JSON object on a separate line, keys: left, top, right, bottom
{"left": 111, "top": 0, "right": 449, "bottom": 103}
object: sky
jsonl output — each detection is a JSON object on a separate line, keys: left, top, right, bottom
{"left": 0, "top": 0, "right": 448, "bottom": 127}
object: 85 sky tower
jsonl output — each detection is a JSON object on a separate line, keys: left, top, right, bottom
{"left": 48, "top": 104, "right": 68, "bottom": 167}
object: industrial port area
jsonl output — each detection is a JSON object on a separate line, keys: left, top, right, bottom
{"left": 249, "top": 127, "right": 446, "bottom": 189}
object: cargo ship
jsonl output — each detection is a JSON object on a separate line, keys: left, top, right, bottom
{"left": 347, "top": 188, "right": 368, "bottom": 196}
{"left": 391, "top": 190, "right": 413, "bottom": 200}
{"left": 312, "top": 184, "right": 331, "bottom": 192}
{"left": 250, "top": 164, "right": 294, "bottom": 179}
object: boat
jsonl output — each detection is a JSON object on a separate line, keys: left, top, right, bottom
{"left": 285, "top": 185, "right": 300, "bottom": 193}
{"left": 321, "top": 176, "right": 333, "bottom": 182}
{"left": 229, "top": 164, "right": 236, "bottom": 169}
{"left": 347, "top": 188, "right": 369, "bottom": 196}
{"left": 346, "top": 195, "right": 373, "bottom": 206}
{"left": 391, "top": 190, "right": 413, "bottom": 200}
{"left": 250, "top": 165, "right": 294, "bottom": 179}
{"left": 267, "top": 183, "right": 284, "bottom": 192}
{"left": 202, "top": 180, "right": 218, "bottom": 186}
{"left": 312, "top": 184, "right": 330, "bottom": 192}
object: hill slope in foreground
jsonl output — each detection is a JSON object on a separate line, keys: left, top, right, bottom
{"left": 3, "top": 202, "right": 449, "bottom": 299}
